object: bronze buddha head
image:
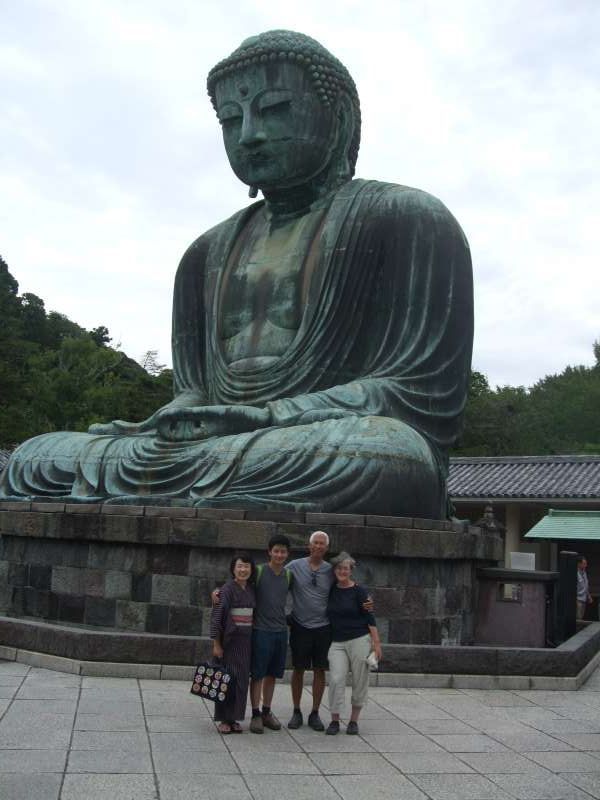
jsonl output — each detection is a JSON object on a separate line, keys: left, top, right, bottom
{"left": 208, "top": 30, "right": 361, "bottom": 196}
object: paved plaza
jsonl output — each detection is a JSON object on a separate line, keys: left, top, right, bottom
{"left": 2, "top": 660, "right": 600, "bottom": 799}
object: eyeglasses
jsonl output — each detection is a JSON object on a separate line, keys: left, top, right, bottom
{"left": 311, "top": 572, "right": 317, "bottom": 586}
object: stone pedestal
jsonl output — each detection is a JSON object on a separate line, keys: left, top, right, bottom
{"left": 0, "top": 502, "right": 502, "bottom": 651}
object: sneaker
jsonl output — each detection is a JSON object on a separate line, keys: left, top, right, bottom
{"left": 262, "top": 712, "right": 281, "bottom": 731}
{"left": 287, "top": 710, "right": 303, "bottom": 729}
{"left": 346, "top": 721, "right": 359, "bottom": 735}
{"left": 249, "top": 715, "right": 264, "bottom": 734}
{"left": 325, "top": 720, "right": 340, "bottom": 735}
{"left": 308, "top": 710, "right": 325, "bottom": 731}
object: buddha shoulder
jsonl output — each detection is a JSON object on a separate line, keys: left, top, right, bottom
{"left": 358, "top": 180, "right": 468, "bottom": 242}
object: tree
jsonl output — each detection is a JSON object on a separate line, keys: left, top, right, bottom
{"left": 90, "top": 325, "right": 111, "bottom": 347}
{"left": 139, "top": 350, "right": 166, "bottom": 376}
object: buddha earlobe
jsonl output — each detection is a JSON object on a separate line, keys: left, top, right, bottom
{"left": 248, "top": 185, "right": 258, "bottom": 198}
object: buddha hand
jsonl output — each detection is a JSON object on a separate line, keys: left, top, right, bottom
{"left": 155, "top": 405, "right": 272, "bottom": 442}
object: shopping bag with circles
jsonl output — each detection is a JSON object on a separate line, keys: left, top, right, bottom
{"left": 190, "top": 662, "right": 235, "bottom": 704}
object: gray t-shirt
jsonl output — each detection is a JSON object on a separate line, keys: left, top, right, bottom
{"left": 288, "top": 558, "right": 334, "bottom": 629}
{"left": 253, "top": 564, "right": 292, "bottom": 632}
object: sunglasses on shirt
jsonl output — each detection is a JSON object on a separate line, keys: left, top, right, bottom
{"left": 311, "top": 572, "right": 318, "bottom": 586}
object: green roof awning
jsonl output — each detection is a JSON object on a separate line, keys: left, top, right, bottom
{"left": 525, "top": 509, "right": 600, "bottom": 540}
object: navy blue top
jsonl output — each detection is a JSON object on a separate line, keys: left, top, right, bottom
{"left": 327, "top": 583, "right": 376, "bottom": 642}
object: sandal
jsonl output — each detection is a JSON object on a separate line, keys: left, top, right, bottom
{"left": 230, "top": 722, "right": 243, "bottom": 733}
{"left": 217, "top": 722, "right": 232, "bottom": 735}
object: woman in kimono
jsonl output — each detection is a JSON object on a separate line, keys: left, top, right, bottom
{"left": 210, "top": 552, "right": 256, "bottom": 733}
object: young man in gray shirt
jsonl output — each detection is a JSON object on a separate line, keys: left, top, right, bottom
{"left": 248, "top": 534, "right": 293, "bottom": 733}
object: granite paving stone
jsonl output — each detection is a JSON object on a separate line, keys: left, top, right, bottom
{"left": 457, "top": 752, "right": 550, "bottom": 773}
{"left": 233, "top": 750, "right": 320, "bottom": 774}
{"left": 308, "top": 751, "right": 398, "bottom": 775}
{"left": 548, "top": 706, "right": 600, "bottom": 721}
{"left": 156, "top": 774, "right": 252, "bottom": 800}
{"left": 560, "top": 772, "right": 600, "bottom": 798}
{"left": 67, "top": 748, "right": 154, "bottom": 773}
{"left": 533, "top": 719, "right": 600, "bottom": 735}
{"left": 409, "top": 718, "right": 479, "bottom": 734}
{"left": 429, "top": 733, "right": 510, "bottom": 752}
{"left": 287, "top": 728, "right": 373, "bottom": 751}
{"left": 490, "top": 731, "right": 574, "bottom": 751}
{"left": 149, "top": 730, "right": 229, "bottom": 752}
{"left": 362, "top": 732, "right": 444, "bottom": 752}
{"left": 0, "top": 748, "right": 67, "bottom": 772}
{"left": 78, "top": 697, "right": 143, "bottom": 714}
{"left": 15, "top": 684, "right": 77, "bottom": 700}
{"left": 225, "top": 731, "right": 304, "bottom": 751}
{"left": 384, "top": 751, "right": 475, "bottom": 773}
{"left": 524, "top": 750, "right": 600, "bottom": 772}
{"left": 410, "top": 772, "right": 515, "bottom": 799}
{"left": 0, "top": 773, "right": 62, "bottom": 799}
{"left": 3, "top": 660, "right": 600, "bottom": 799}
{"left": 462, "top": 690, "right": 536, "bottom": 707}
{"left": 244, "top": 774, "right": 341, "bottom": 800}
{"left": 61, "top": 773, "right": 158, "bottom": 800}
{"left": 328, "top": 774, "right": 429, "bottom": 800}
{"left": 153, "top": 748, "right": 240, "bottom": 773}
{"left": 0, "top": 675, "right": 28, "bottom": 687}
{"left": 75, "top": 712, "right": 146, "bottom": 731}
{"left": 488, "top": 772, "right": 592, "bottom": 799}
{"left": 146, "top": 714, "right": 206, "bottom": 732}
{"left": 71, "top": 730, "right": 150, "bottom": 751}
{"left": 11, "top": 698, "right": 77, "bottom": 715}
{"left": 551, "top": 733, "right": 600, "bottom": 750}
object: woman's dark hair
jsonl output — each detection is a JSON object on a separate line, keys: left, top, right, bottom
{"left": 229, "top": 551, "right": 256, "bottom": 581}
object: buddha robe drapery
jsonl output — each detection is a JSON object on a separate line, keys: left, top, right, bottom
{"left": 0, "top": 180, "right": 473, "bottom": 516}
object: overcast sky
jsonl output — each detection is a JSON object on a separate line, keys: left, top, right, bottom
{"left": 2, "top": 0, "right": 598, "bottom": 388}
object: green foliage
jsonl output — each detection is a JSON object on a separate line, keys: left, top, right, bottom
{"left": 2, "top": 254, "right": 598, "bottom": 457}
{"left": 0, "top": 255, "right": 172, "bottom": 448}
{"left": 454, "top": 347, "right": 600, "bottom": 456}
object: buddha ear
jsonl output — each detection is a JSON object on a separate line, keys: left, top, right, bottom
{"left": 332, "top": 92, "right": 355, "bottom": 182}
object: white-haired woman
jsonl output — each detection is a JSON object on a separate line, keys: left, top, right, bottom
{"left": 325, "top": 551, "right": 382, "bottom": 735}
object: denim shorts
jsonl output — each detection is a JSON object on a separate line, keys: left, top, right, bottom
{"left": 251, "top": 628, "right": 288, "bottom": 679}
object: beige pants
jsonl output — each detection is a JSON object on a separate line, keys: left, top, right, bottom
{"left": 328, "top": 634, "right": 371, "bottom": 714}
{"left": 577, "top": 601, "right": 587, "bottom": 620}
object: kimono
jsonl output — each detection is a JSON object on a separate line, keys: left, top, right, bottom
{"left": 209, "top": 579, "right": 255, "bottom": 722}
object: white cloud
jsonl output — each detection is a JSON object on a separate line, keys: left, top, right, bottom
{"left": 1, "top": 0, "right": 599, "bottom": 386}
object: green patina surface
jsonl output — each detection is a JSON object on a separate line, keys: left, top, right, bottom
{"left": 0, "top": 30, "right": 473, "bottom": 517}
{"left": 526, "top": 510, "right": 600, "bottom": 541}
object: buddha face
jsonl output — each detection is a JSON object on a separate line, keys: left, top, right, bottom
{"left": 214, "top": 62, "right": 338, "bottom": 191}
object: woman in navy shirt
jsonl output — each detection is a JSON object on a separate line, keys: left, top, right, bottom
{"left": 325, "top": 551, "right": 382, "bottom": 735}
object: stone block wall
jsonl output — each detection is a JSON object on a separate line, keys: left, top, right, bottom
{"left": 0, "top": 503, "right": 502, "bottom": 645}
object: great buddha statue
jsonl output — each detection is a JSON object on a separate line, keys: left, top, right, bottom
{"left": 0, "top": 30, "right": 473, "bottom": 517}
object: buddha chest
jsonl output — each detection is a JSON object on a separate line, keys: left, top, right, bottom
{"left": 219, "top": 206, "right": 324, "bottom": 369}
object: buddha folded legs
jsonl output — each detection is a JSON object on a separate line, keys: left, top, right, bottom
{"left": 0, "top": 31, "right": 473, "bottom": 518}
{"left": 2, "top": 416, "right": 442, "bottom": 516}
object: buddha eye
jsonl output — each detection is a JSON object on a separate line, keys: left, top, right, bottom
{"left": 259, "top": 100, "right": 291, "bottom": 118}
{"left": 217, "top": 103, "right": 242, "bottom": 127}
{"left": 257, "top": 90, "right": 293, "bottom": 115}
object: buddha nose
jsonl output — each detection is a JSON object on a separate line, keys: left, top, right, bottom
{"left": 239, "top": 112, "right": 267, "bottom": 147}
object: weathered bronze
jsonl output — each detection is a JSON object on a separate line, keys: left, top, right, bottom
{"left": 0, "top": 30, "right": 473, "bottom": 516}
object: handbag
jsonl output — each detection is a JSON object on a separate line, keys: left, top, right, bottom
{"left": 190, "top": 661, "right": 235, "bottom": 703}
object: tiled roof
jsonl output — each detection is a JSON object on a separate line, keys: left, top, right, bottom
{"left": 525, "top": 509, "right": 600, "bottom": 540}
{"left": 448, "top": 455, "right": 600, "bottom": 500}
